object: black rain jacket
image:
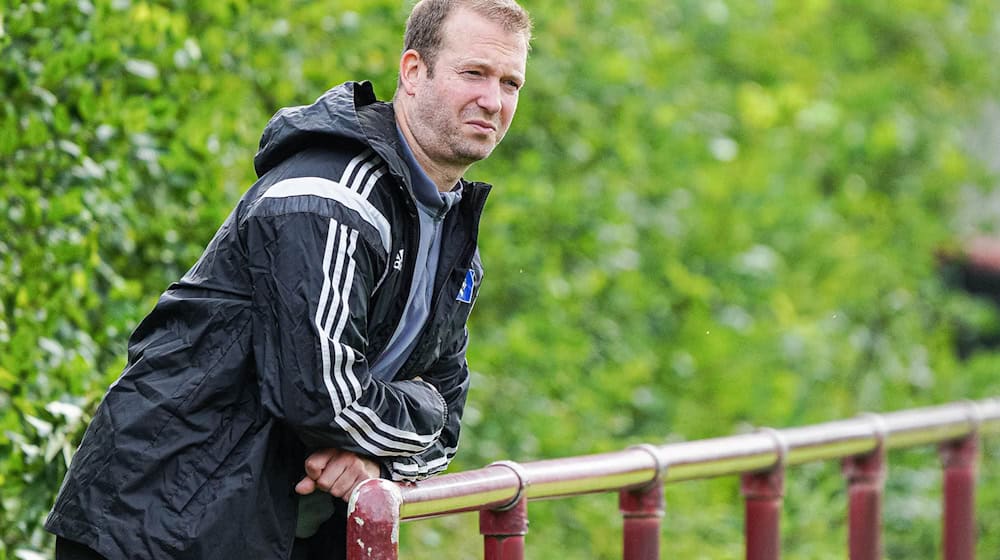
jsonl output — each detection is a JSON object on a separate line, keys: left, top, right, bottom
{"left": 45, "top": 81, "right": 489, "bottom": 559}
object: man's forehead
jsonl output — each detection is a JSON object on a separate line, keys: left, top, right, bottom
{"left": 441, "top": 33, "right": 528, "bottom": 74}
{"left": 440, "top": 9, "right": 528, "bottom": 55}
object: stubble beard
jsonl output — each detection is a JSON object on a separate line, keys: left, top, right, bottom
{"left": 418, "top": 101, "right": 499, "bottom": 167}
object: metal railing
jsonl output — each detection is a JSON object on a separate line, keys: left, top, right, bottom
{"left": 346, "top": 398, "right": 1000, "bottom": 559}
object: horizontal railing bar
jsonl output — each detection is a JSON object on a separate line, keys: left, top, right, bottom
{"left": 399, "top": 465, "right": 520, "bottom": 520}
{"left": 781, "top": 419, "right": 878, "bottom": 465}
{"left": 883, "top": 403, "right": 992, "bottom": 449}
{"left": 525, "top": 447, "right": 657, "bottom": 499}
{"left": 661, "top": 433, "right": 780, "bottom": 482}
{"left": 397, "top": 398, "right": 1000, "bottom": 521}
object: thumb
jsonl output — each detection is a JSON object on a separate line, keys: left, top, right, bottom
{"left": 295, "top": 476, "right": 317, "bottom": 495}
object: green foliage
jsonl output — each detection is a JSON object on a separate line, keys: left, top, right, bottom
{"left": 4, "top": 0, "right": 1000, "bottom": 558}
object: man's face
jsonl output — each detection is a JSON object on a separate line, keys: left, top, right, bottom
{"left": 405, "top": 8, "right": 528, "bottom": 170}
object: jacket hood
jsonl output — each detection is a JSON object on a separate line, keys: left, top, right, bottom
{"left": 253, "top": 81, "right": 412, "bottom": 185}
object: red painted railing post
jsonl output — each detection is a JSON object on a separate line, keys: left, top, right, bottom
{"left": 941, "top": 433, "right": 979, "bottom": 560}
{"left": 741, "top": 466, "right": 784, "bottom": 560}
{"left": 480, "top": 496, "right": 529, "bottom": 560}
{"left": 619, "top": 481, "right": 665, "bottom": 560}
{"left": 347, "top": 479, "right": 403, "bottom": 560}
{"left": 842, "top": 424, "right": 887, "bottom": 560}
{"left": 480, "top": 460, "right": 530, "bottom": 560}
{"left": 742, "top": 428, "right": 787, "bottom": 560}
{"left": 620, "top": 444, "right": 666, "bottom": 560}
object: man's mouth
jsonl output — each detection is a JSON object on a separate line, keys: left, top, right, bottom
{"left": 466, "top": 120, "right": 497, "bottom": 133}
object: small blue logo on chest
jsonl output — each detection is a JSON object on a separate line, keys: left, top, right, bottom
{"left": 456, "top": 269, "right": 475, "bottom": 303}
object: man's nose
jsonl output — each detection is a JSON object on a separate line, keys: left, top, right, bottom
{"left": 476, "top": 81, "right": 502, "bottom": 114}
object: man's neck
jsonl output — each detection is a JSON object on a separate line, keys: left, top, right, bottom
{"left": 394, "top": 113, "right": 465, "bottom": 193}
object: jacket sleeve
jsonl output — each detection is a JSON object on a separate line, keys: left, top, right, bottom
{"left": 381, "top": 331, "right": 471, "bottom": 481}
{"left": 247, "top": 199, "right": 447, "bottom": 457}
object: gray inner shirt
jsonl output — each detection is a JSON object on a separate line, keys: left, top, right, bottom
{"left": 366, "top": 127, "right": 462, "bottom": 382}
{"left": 296, "top": 127, "right": 461, "bottom": 539}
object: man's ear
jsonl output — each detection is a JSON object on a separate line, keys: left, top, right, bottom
{"left": 398, "top": 49, "right": 423, "bottom": 96}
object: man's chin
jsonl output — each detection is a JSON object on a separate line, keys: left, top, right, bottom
{"left": 454, "top": 144, "right": 497, "bottom": 164}
{"left": 455, "top": 134, "right": 498, "bottom": 162}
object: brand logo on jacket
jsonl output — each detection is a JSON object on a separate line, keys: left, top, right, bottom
{"left": 393, "top": 249, "right": 404, "bottom": 271}
{"left": 456, "top": 269, "right": 475, "bottom": 303}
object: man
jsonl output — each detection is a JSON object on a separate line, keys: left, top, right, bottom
{"left": 45, "top": 1, "right": 531, "bottom": 558}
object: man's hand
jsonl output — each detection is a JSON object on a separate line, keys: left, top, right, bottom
{"left": 295, "top": 448, "right": 381, "bottom": 500}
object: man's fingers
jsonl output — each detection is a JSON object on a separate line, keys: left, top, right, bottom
{"left": 314, "top": 454, "right": 350, "bottom": 493}
{"left": 315, "top": 471, "right": 343, "bottom": 494}
{"left": 329, "top": 468, "right": 364, "bottom": 499}
{"left": 298, "top": 450, "right": 380, "bottom": 500}
{"left": 295, "top": 476, "right": 316, "bottom": 495}
{"left": 303, "top": 448, "right": 340, "bottom": 479}
{"left": 325, "top": 454, "right": 379, "bottom": 499}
